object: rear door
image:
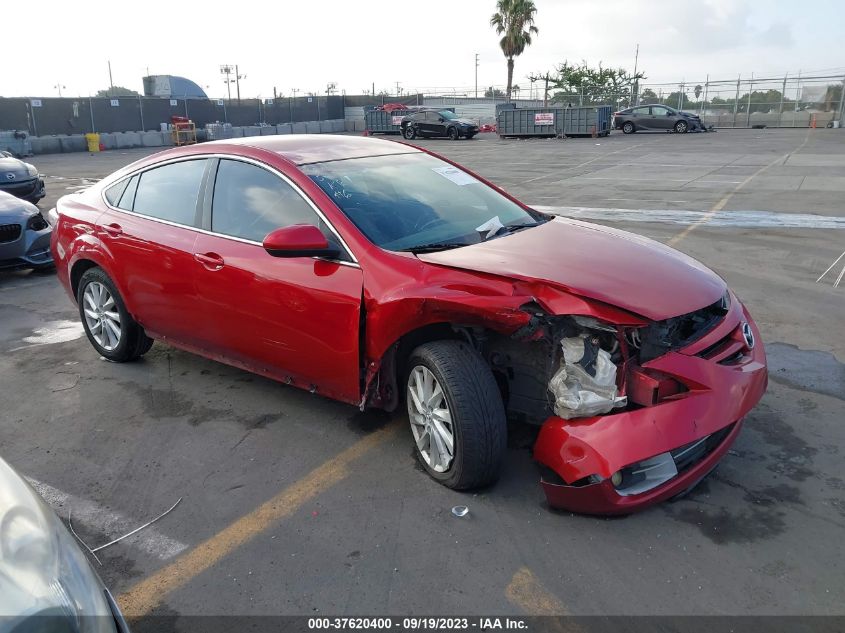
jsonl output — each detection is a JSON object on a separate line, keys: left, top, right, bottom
{"left": 191, "top": 158, "right": 363, "bottom": 403}
{"left": 630, "top": 106, "right": 654, "bottom": 129}
{"left": 98, "top": 158, "right": 209, "bottom": 345}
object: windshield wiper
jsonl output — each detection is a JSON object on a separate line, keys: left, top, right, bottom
{"left": 400, "top": 242, "right": 469, "bottom": 253}
{"left": 490, "top": 222, "right": 542, "bottom": 238}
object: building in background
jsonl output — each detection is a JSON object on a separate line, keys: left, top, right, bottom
{"left": 143, "top": 75, "right": 207, "bottom": 99}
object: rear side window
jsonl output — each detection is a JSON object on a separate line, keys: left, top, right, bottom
{"left": 132, "top": 159, "right": 207, "bottom": 226}
{"left": 211, "top": 159, "right": 320, "bottom": 242}
{"left": 104, "top": 179, "right": 129, "bottom": 206}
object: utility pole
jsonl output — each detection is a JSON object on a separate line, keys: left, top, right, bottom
{"left": 838, "top": 75, "right": 845, "bottom": 127}
{"left": 235, "top": 64, "right": 242, "bottom": 103}
{"left": 108, "top": 60, "right": 114, "bottom": 94}
{"left": 54, "top": 83, "right": 65, "bottom": 97}
{"left": 632, "top": 44, "right": 639, "bottom": 106}
{"left": 475, "top": 53, "right": 479, "bottom": 98}
{"left": 746, "top": 73, "right": 754, "bottom": 128}
{"left": 395, "top": 81, "right": 401, "bottom": 96}
{"left": 778, "top": 74, "right": 787, "bottom": 127}
{"left": 220, "top": 65, "right": 234, "bottom": 101}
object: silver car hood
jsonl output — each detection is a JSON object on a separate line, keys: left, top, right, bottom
{"left": 0, "top": 157, "right": 31, "bottom": 180}
{"left": 0, "top": 190, "right": 39, "bottom": 221}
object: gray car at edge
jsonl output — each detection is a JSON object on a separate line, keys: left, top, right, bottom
{"left": 0, "top": 191, "right": 54, "bottom": 271}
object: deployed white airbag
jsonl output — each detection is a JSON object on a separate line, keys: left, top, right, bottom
{"left": 549, "top": 335, "right": 627, "bottom": 419}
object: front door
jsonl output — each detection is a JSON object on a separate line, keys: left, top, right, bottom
{"left": 650, "top": 105, "right": 675, "bottom": 130}
{"left": 192, "top": 158, "right": 363, "bottom": 404}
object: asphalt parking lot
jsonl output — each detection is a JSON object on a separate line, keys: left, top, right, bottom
{"left": 1, "top": 128, "right": 843, "bottom": 621}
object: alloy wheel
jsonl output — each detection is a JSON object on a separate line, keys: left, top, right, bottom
{"left": 407, "top": 365, "right": 455, "bottom": 472}
{"left": 82, "top": 282, "right": 122, "bottom": 351}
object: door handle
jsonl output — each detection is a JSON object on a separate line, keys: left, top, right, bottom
{"left": 194, "top": 252, "right": 225, "bottom": 271}
{"left": 102, "top": 223, "right": 122, "bottom": 237}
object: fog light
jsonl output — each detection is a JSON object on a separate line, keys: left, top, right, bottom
{"left": 611, "top": 471, "right": 623, "bottom": 487}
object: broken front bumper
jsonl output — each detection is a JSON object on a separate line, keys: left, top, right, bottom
{"left": 533, "top": 303, "right": 767, "bottom": 515}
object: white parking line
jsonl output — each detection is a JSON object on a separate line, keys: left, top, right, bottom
{"left": 27, "top": 477, "right": 188, "bottom": 561}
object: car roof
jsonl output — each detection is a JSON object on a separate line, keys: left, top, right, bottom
{"left": 203, "top": 134, "right": 421, "bottom": 165}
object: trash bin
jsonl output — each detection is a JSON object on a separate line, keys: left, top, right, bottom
{"left": 85, "top": 133, "right": 100, "bottom": 152}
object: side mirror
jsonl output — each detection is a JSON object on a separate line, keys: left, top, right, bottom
{"left": 263, "top": 224, "right": 339, "bottom": 259}
{"left": 438, "top": 117, "right": 445, "bottom": 122}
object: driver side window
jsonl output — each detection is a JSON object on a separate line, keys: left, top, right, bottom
{"left": 211, "top": 159, "right": 320, "bottom": 243}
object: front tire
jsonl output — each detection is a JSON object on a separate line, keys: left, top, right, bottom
{"left": 77, "top": 267, "right": 153, "bottom": 362}
{"left": 447, "top": 127, "right": 459, "bottom": 141}
{"left": 403, "top": 125, "right": 417, "bottom": 140}
{"left": 674, "top": 120, "right": 689, "bottom": 133}
{"left": 405, "top": 341, "right": 506, "bottom": 490}
{"left": 622, "top": 121, "right": 635, "bottom": 134}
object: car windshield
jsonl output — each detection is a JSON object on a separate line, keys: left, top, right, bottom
{"left": 439, "top": 110, "right": 459, "bottom": 120}
{"left": 302, "top": 153, "right": 545, "bottom": 252}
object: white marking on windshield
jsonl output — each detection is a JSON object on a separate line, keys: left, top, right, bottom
{"left": 431, "top": 166, "right": 477, "bottom": 186}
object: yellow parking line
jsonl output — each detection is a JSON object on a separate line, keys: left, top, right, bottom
{"left": 505, "top": 567, "right": 568, "bottom": 615}
{"left": 668, "top": 130, "right": 812, "bottom": 246}
{"left": 117, "top": 425, "right": 395, "bottom": 616}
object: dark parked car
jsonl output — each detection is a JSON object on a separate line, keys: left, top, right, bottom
{"left": 52, "top": 135, "right": 766, "bottom": 514}
{"left": 0, "top": 151, "right": 46, "bottom": 204}
{"left": 0, "top": 190, "right": 53, "bottom": 271}
{"left": 613, "top": 105, "right": 706, "bottom": 134}
{"left": 401, "top": 110, "right": 479, "bottom": 140}
{"left": 0, "top": 455, "right": 130, "bottom": 631}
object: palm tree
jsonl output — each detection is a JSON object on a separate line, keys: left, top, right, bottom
{"left": 490, "top": 0, "right": 539, "bottom": 101}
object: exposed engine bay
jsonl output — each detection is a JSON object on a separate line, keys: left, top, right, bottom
{"left": 481, "top": 296, "right": 730, "bottom": 424}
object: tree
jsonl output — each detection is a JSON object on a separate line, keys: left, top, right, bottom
{"left": 95, "top": 86, "right": 140, "bottom": 97}
{"left": 549, "top": 60, "right": 645, "bottom": 108}
{"left": 694, "top": 84, "right": 703, "bottom": 99}
{"left": 640, "top": 88, "right": 658, "bottom": 103}
{"left": 490, "top": 0, "right": 539, "bottom": 101}
{"left": 484, "top": 86, "right": 506, "bottom": 98}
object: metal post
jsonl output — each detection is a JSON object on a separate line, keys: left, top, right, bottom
{"left": 89, "top": 97, "right": 95, "bottom": 133}
{"left": 678, "top": 83, "right": 684, "bottom": 110}
{"left": 700, "top": 75, "right": 709, "bottom": 116}
{"left": 838, "top": 75, "right": 845, "bottom": 127}
{"left": 288, "top": 96, "right": 293, "bottom": 123}
{"left": 732, "top": 75, "right": 740, "bottom": 128}
{"left": 793, "top": 70, "right": 801, "bottom": 127}
{"left": 235, "top": 65, "right": 241, "bottom": 104}
{"left": 138, "top": 95, "right": 145, "bottom": 131}
{"left": 30, "top": 101, "right": 38, "bottom": 137}
{"left": 746, "top": 76, "right": 753, "bottom": 127}
{"left": 317, "top": 96, "right": 321, "bottom": 121}
{"left": 778, "top": 74, "right": 787, "bottom": 128}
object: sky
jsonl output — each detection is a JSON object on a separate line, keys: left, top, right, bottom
{"left": 3, "top": 0, "right": 844, "bottom": 99}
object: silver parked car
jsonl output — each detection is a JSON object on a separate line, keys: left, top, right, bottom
{"left": 0, "top": 151, "right": 45, "bottom": 204}
{"left": 0, "top": 456, "right": 130, "bottom": 632}
{"left": 0, "top": 191, "right": 53, "bottom": 271}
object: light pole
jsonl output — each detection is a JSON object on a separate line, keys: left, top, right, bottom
{"left": 475, "top": 53, "right": 479, "bottom": 98}
{"left": 54, "top": 83, "right": 66, "bottom": 97}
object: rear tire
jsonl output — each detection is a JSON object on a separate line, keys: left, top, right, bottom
{"left": 405, "top": 340, "right": 507, "bottom": 490}
{"left": 622, "top": 121, "right": 635, "bottom": 134}
{"left": 447, "top": 127, "right": 459, "bottom": 141}
{"left": 77, "top": 267, "right": 153, "bottom": 362}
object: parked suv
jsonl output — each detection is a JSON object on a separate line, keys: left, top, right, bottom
{"left": 613, "top": 104, "right": 706, "bottom": 134}
{"left": 401, "top": 110, "right": 479, "bottom": 140}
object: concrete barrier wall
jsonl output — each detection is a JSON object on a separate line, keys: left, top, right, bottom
{"left": 27, "top": 119, "right": 352, "bottom": 155}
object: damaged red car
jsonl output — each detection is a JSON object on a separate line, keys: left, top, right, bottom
{"left": 51, "top": 135, "right": 767, "bottom": 514}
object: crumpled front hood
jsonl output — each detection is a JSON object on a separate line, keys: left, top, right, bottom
{"left": 418, "top": 217, "right": 726, "bottom": 321}
{"left": 456, "top": 118, "right": 477, "bottom": 126}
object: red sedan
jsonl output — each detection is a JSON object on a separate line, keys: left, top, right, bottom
{"left": 51, "top": 135, "right": 767, "bottom": 514}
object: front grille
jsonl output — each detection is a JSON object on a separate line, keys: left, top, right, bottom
{"left": 0, "top": 223, "right": 22, "bottom": 243}
{"left": 697, "top": 325, "right": 748, "bottom": 365}
{"left": 638, "top": 294, "right": 730, "bottom": 362}
{"left": 0, "top": 179, "right": 38, "bottom": 197}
